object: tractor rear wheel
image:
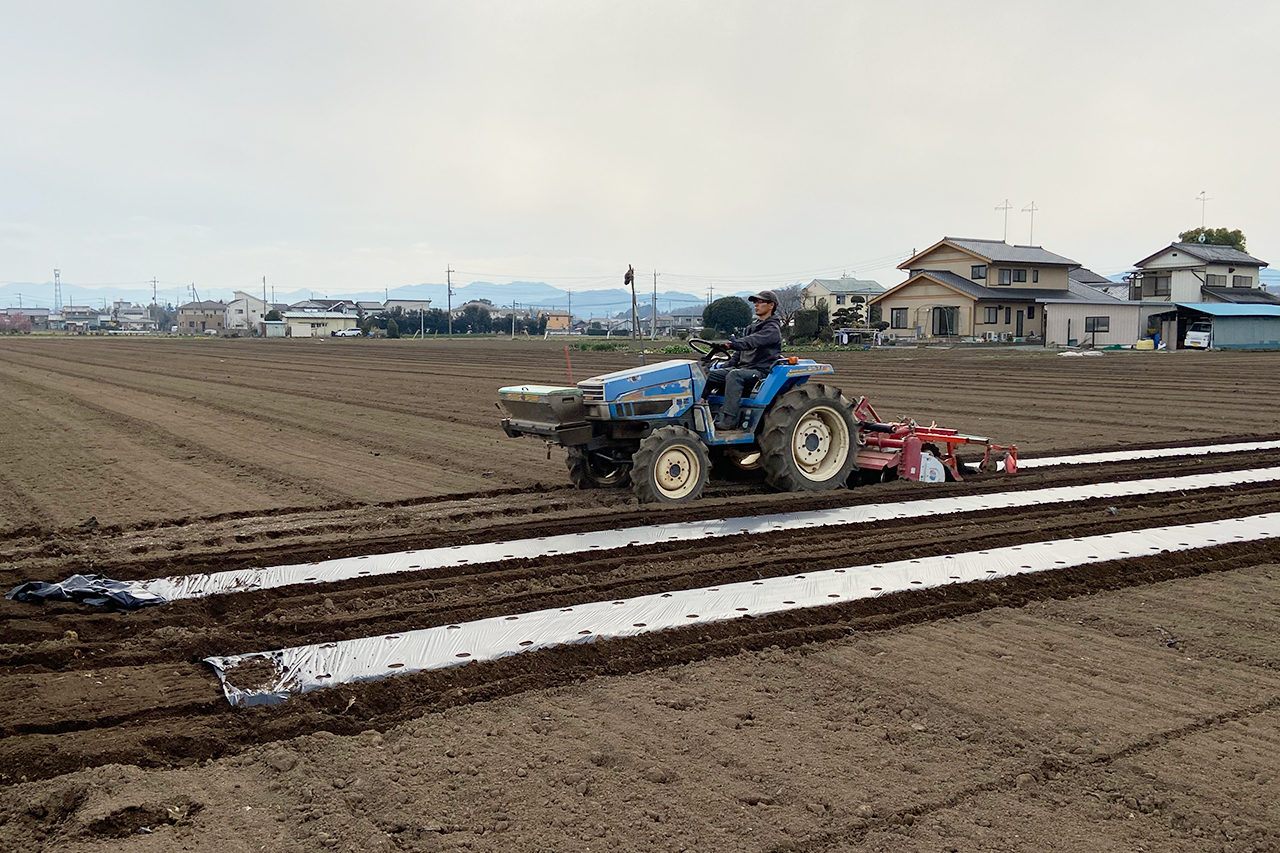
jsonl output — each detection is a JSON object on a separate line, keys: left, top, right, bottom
{"left": 631, "top": 426, "right": 710, "bottom": 504}
{"left": 759, "top": 383, "right": 858, "bottom": 492}
{"left": 566, "top": 447, "right": 631, "bottom": 489}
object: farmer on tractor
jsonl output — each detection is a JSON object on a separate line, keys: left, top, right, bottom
{"left": 705, "top": 290, "right": 784, "bottom": 431}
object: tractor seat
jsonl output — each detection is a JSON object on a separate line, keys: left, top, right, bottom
{"left": 743, "top": 359, "right": 792, "bottom": 400}
{"left": 709, "top": 360, "right": 790, "bottom": 402}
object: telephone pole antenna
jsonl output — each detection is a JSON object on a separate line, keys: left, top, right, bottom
{"left": 446, "top": 266, "right": 454, "bottom": 336}
{"left": 1022, "top": 201, "right": 1039, "bottom": 244}
{"left": 651, "top": 270, "right": 659, "bottom": 340}
{"left": 995, "top": 199, "right": 1012, "bottom": 242}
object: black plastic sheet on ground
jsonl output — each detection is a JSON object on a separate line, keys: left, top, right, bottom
{"left": 6, "top": 574, "right": 167, "bottom": 609}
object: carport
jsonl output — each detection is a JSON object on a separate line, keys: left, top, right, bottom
{"left": 1150, "top": 303, "right": 1280, "bottom": 350}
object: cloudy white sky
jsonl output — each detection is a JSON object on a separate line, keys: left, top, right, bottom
{"left": 2, "top": 0, "right": 1277, "bottom": 303}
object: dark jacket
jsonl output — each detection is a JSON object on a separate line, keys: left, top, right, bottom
{"left": 728, "top": 315, "right": 783, "bottom": 370}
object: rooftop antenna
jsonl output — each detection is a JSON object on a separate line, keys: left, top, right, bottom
{"left": 995, "top": 200, "right": 1012, "bottom": 242}
{"left": 1022, "top": 201, "right": 1039, "bottom": 244}
{"left": 1196, "top": 191, "right": 1212, "bottom": 228}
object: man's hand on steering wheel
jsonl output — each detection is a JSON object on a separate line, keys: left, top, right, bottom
{"left": 687, "top": 337, "right": 732, "bottom": 363}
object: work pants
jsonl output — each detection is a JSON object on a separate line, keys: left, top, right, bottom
{"left": 706, "top": 367, "right": 765, "bottom": 425}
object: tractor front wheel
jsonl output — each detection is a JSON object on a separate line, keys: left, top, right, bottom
{"left": 759, "top": 383, "right": 858, "bottom": 492}
{"left": 566, "top": 447, "right": 631, "bottom": 489}
{"left": 631, "top": 426, "right": 710, "bottom": 504}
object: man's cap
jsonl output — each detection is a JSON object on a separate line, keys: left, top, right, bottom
{"left": 748, "top": 290, "right": 779, "bottom": 304}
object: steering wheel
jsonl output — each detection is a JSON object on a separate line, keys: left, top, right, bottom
{"left": 688, "top": 337, "right": 731, "bottom": 358}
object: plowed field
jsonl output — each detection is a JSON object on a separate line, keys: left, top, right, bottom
{"left": 2, "top": 337, "right": 1279, "bottom": 853}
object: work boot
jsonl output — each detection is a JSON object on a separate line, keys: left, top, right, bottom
{"left": 713, "top": 415, "right": 738, "bottom": 431}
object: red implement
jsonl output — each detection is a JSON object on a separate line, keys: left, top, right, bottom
{"left": 851, "top": 397, "right": 1017, "bottom": 483}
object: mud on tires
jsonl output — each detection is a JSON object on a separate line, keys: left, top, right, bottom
{"left": 759, "top": 383, "right": 858, "bottom": 492}
{"left": 631, "top": 425, "right": 710, "bottom": 504}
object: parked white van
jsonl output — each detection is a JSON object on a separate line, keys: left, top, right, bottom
{"left": 1184, "top": 320, "right": 1212, "bottom": 349}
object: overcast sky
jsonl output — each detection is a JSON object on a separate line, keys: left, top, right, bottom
{"left": 2, "top": 0, "right": 1277, "bottom": 302}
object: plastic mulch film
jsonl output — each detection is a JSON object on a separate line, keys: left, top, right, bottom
{"left": 980, "top": 439, "right": 1280, "bottom": 472}
{"left": 154, "top": 465, "right": 1280, "bottom": 603}
{"left": 205, "top": 511, "right": 1280, "bottom": 707}
{"left": 5, "top": 574, "right": 165, "bottom": 609}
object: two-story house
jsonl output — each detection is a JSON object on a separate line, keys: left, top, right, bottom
{"left": 801, "top": 277, "right": 885, "bottom": 318}
{"left": 177, "top": 300, "right": 227, "bottom": 334}
{"left": 871, "top": 237, "right": 1095, "bottom": 339}
{"left": 226, "top": 291, "right": 271, "bottom": 334}
{"left": 1129, "top": 242, "right": 1275, "bottom": 305}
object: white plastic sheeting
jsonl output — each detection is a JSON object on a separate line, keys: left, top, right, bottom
{"left": 206, "top": 511, "right": 1280, "bottom": 706}
{"left": 149, "top": 465, "right": 1280, "bottom": 602}
{"left": 987, "top": 439, "right": 1280, "bottom": 472}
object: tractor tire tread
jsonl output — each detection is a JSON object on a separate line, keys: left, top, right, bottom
{"left": 759, "top": 383, "right": 858, "bottom": 492}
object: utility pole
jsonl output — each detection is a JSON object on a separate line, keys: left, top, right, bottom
{"left": 651, "top": 270, "right": 659, "bottom": 339}
{"left": 626, "top": 265, "right": 637, "bottom": 341}
{"left": 1022, "top": 201, "right": 1039, "bottom": 244}
{"left": 446, "top": 266, "right": 454, "bottom": 336}
{"left": 1196, "top": 191, "right": 1212, "bottom": 228}
{"left": 511, "top": 301, "right": 517, "bottom": 336}
{"left": 995, "top": 199, "right": 1012, "bottom": 242}
{"left": 53, "top": 269, "right": 62, "bottom": 314}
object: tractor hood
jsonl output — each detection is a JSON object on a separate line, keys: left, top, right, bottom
{"left": 578, "top": 360, "right": 698, "bottom": 405}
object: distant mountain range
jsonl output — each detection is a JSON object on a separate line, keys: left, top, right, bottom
{"left": 0, "top": 280, "right": 736, "bottom": 317}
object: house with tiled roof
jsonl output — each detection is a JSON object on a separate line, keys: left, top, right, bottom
{"left": 872, "top": 237, "right": 1087, "bottom": 339}
{"left": 177, "top": 300, "right": 227, "bottom": 335}
{"left": 1129, "top": 242, "right": 1275, "bottom": 304}
{"left": 871, "top": 237, "right": 1165, "bottom": 346}
{"left": 801, "top": 276, "right": 885, "bottom": 313}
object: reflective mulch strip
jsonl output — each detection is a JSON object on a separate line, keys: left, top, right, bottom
{"left": 148, "top": 465, "right": 1280, "bottom": 602}
{"left": 985, "top": 439, "right": 1280, "bottom": 472}
{"left": 206, "top": 512, "right": 1280, "bottom": 706}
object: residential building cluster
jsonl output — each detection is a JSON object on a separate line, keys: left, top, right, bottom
{"left": 5, "top": 234, "right": 1277, "bottom": 348}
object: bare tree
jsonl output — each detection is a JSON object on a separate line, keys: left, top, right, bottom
{"left": 773, "top": 283, "right": 806, "bottom": 331}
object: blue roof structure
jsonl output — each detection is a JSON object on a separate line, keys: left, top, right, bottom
{"left": 1175, "top": 303, "right": 1280, "bottom": 318}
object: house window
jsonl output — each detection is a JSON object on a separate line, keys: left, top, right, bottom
{"left": 890, "top": 308, "right": 908, "bottom": 329}
{"left": 1032, "top": 269, "right": 1039, "bottom": 283}
{"left": 984, "top": 306, "right": 998, "bottom": 324}
{"left": 1012, "top": 269, "right": 1027, "bottom": 283}
{"left": 971, "top": 265, "right": 987, "bottom": 280}
{"left": 1207, "top": 274, "right": 1227, "bottom": 286}
{"left": 1154, "top": 275, "right": 1170, "bottom": 296}
{"left": 1027, "top": 305, "right": 1035, "bottom": 320}
{"left": 1084, "top": 316, "right": 1110, "bottom": 333}
{"left": 998, "top": 269, "right": 1011, "bottom": 285}
{"left": 1232, "top": 275, "right": 1253, "bottom": 288}
{"left": 835, "top": 294, "right": 846, "bottom": 305}
{"left": 1005, "top": 307, "right": 1012, "bottom": 324}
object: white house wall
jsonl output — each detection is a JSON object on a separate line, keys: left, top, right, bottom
{"left": 1170, "top": 269, "right": 1202, "bottom": 302}
{"left": 1141, "top": 248, "right": 1197, "bottom": 270}
{"left": 1043, "top": 302, "right": 1147, "bottom": 347}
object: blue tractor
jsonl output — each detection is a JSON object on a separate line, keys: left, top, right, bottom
{"left": 498, "top": 339, "right": 859, "bottom": 503}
